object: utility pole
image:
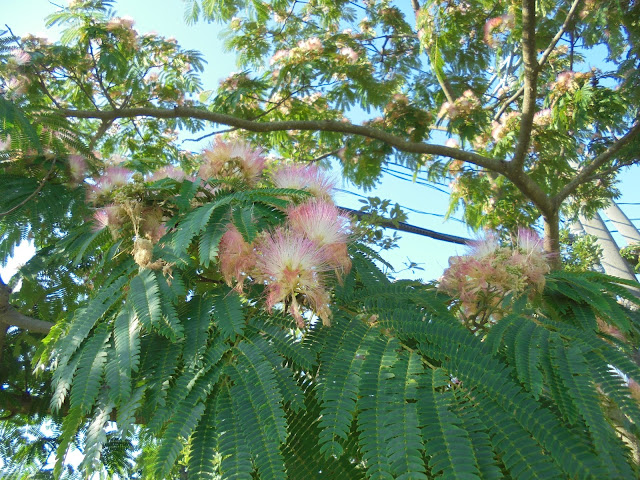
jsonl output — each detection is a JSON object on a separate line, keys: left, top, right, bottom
{"left": 577, "top": 201, "right": 640, "bottom": 298}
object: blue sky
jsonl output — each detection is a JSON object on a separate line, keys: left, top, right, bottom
{"left": 2, "top": 0, "right": 639, "bottom": 284}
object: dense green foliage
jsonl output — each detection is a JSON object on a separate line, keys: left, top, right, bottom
{"left": 2, "top": 0, "right": 640, "bottom": 478}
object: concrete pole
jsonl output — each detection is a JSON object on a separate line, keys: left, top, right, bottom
{"left": 604, "top": 202, "right": 640, "bottom": 246}
{"left": 579, "top": 212, "right": 639, "bottom": 285}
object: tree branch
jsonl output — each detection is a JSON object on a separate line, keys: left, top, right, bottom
{"left": 0, "top": 308, "right": 53, "bottom": 334}
{"left": 0, "top": 159, "right": 57, "bottom": 217}
{"left": 410, "top": 0, "right": 455, "bottom": 103}
{"left": 0, "top": 278, "right": 53, "bottom": 335}
{"left": 511, "top": 0, "right": 538, "bottom": 169}
{"left": 537, "top": 0, "right": 582, "bottom": 68}
{"left": 493, "top": 0, "right": 582, "bottom": 122}
{"left": 59, "top": 106, "right": 507, "bottom": 172}
{"left": 554, "top": 120, "right": 640, "bottom": 206}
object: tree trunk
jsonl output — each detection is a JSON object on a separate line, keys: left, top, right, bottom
{"left": 543, "top": 210, "right": 562, "bottom": 270}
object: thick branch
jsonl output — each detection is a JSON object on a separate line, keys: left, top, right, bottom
{"left": 494, "top": 0, "right": 582, "bottom": 121}
{"left": 0, "top": 308, "right": 53, "bottom": 334}
{"left": 59, "top": 106, "right": 506, "bottom": 172}
{"left": 554, "top": 121, "right": 640, "bottom": 206}
{"left": 0, "top": 278, "right": 53, "bottom": 334}
{"left": 511, "top": 0, "right": 538, "bottom": 169}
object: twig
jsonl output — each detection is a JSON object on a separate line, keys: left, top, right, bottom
{"left": 0, "top": 159, "right": 57, "bottom": 217}
{"left": 307, "top": 148, "right": 342, "bottom": 164}
{"left": 182, "top": 127, "right": 239, "bottom": 143}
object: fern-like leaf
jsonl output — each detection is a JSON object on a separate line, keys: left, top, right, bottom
{"left": 211, "top": 287, "right": 245, "bottom": 340}
{"left": 188, "top": 397, "right": 219, "bottom": 479}
{"left": 317, "top": 315, "right": 373, "bottom": 458}
{"left": 154, "top": 401, "right": 207, "bottom": 478}
{"left": 109, "top": 306, "right": 140, "bottom": 404}
{"left": 54, "top": 406, "right": 84, "bottom": 479}
{"left": 216, "top": 385, "right": 253, "bottom": 479}
{"left": 228, "top": 358, "right": 288, "bottom": 480}
{"left": 128, "top": 269, "right": 162, "bottom": 331}
{"left": 69, "top": 323, "right": 110, "bottom": 414}
{"left": 418, "top": 368, "right": 480, "bottom": 479}
{"left": 386, "top": 352, "right": 427, "bottom": 479}
{"left": 184, "top": 295, "right": 213, "bottom": 367}
{"left": 357, "top": 336, "right": 398, "bottom": 480}
{"left": 80, "top": 397, "right": 113, "bottom": 473}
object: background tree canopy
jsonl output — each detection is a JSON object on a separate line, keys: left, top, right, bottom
{"left": 1, "top": 0, "right": 640, "bottom": 478}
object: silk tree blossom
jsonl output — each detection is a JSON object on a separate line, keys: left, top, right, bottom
{"left": 339, "top": 47, "right": 359, "bottom": 64}
{"left": 515, "top": 228, "right": 552, "bottom": 286}
{"left": 270, "top": 164, "right": 336, "bottom": 200}
{"left": 439, "top": 230, "right": 550, "bottom": 331}
{"left": 0, "top": 135, "right": 11, "bottom": 151}
{"left": 287, "top": 199, "right": 352, "bottom": 275}
{"left": 6, "top": 76, "right": 29, "bottom": 97}
{"left": 9, "top": 49, "right": 30, "bottom": 66}
{"left": 106, "top": 16, "right": 136, "bottom": 30}
{"left": 533, "top": 108, "right": 553, "bottom": 127}
{"left": 255, "top": 228, "right": 332, "bottom": 327}
{"left": 146, "top": 166, "right": 187, "bottom": 182}
{"left": 199, "top": 139, "right": 265, "bottom": 185}
{"left": 270, "top": 49, "right": 291, "bottom": 65}
{"left": 218, "top": 224, "right": 257, "bottom": 292}
{"left": 86, "top": 166, "right": 133, "bottom": 203}
{"left": 298, "top": 37, "right": 323, "bottom": 53}
{"left": 68, "top": 154, "right": 88, "bottom": 184}
{"left": 445, "top": 138, "right": 460, "bottom": 149}
{"left": 91, "top": 205, "right": 123, "bottom": 234}
{"left": 491, "top": 111, "right": 519, "bottom": 141}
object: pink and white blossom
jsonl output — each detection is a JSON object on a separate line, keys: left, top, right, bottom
{"left": 340, "top": 47, "right": 359, "bottom": 64}
{"left": 86, "top": 167, "right": 133, "bottom": 203}
{"left": 199, "top": 139, "right": 265, "bottom": 185}
{"left": 270, "top": 164, "right": 336, "bottom": 199}
{"left": 9, "top": 49, "right": 30, "bottom": 66}
{"left": 445, "top": 138, "right": 460, "bottom": 149}
{"left": 255, "top": 228, "right": 331, "bottom": 326}
{"left": 91, "top": 205, "right": 123, "bottom": 233}
{"left": 68, "top": 155, "right": 88, "bottom": 184}
{"left": 439, "top": 230, "right": 550, "bottom": 328}
{"left": 147, "top": 166, "right": 186, "bottom": 182}
{"left": 0, "top": 135, "right": 11, "bottom": 151}
{"left": 298, "top": 37, "right": 323, "bottom": 53}
{"left": 287, "top": 199, "right": 351, "bottom": 274}
{"left": 218, "top": 224, "right": 257, "bottom": 292}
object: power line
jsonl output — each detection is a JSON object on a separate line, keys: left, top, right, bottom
{"left": 338, "top": 206, "right": 471, "bottom": 245}
{"left": 336, "top": 189, "right": 466, "bottom": 223}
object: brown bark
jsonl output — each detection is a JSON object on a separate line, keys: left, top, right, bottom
{"left": 0, "top": 277, "right": 53, "bottom": 334}
{"left": 543, "top": 210, "right": 562, "bottom": 270}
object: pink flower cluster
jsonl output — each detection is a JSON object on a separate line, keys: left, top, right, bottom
{"left": 439, "top": 229, "right": 550, "bottom": 327}
{"left": 198, "top": 139, "right": 265, "bottom": 186}
{"left": 490, "top": 111, "right": 520, "bottom": 142}
{"left": 439, "top": 90, "right": 481, "bottom": 120}
{"left": 269, "top": 163, "right": 336, "bottom": 200}
{"left": 551, "top": 71, "right": 592, "bottom": 94}
{"left": 218, "top": 187, "right": 351, "bottom": 328}
{"left": 483, "top": 14, "right": 514, "bottom": 47}
{"left": 68, "top": 154, "right": 88, "bottom": 184}
{"left": 92, "top": 205, "right": 123, "bottom": 233}
{"left": 86, "top": 166, "right": 133, "bottom": 203}
{"left": 339, "top": 47, "right": 359, "bottom": 64}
